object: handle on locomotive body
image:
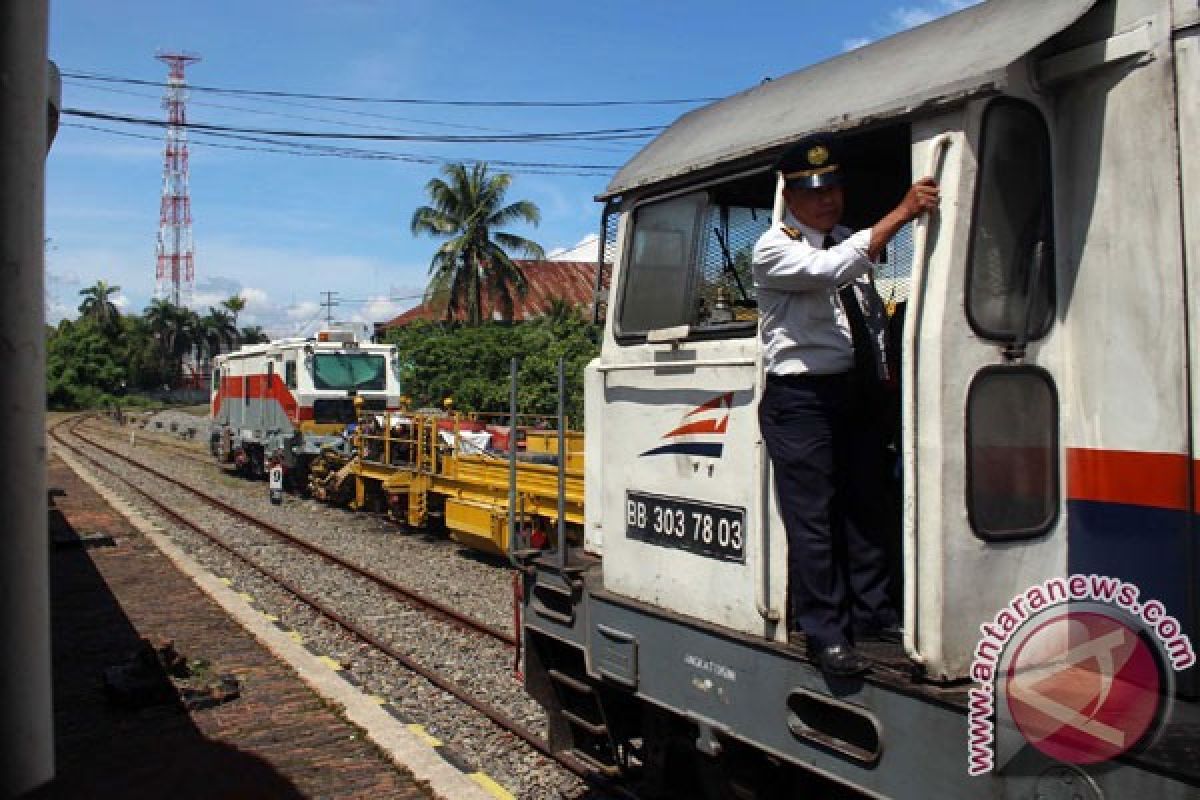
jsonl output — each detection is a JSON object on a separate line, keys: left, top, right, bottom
{"left": 903, "top": 132, "right": 952, "bottom": 666}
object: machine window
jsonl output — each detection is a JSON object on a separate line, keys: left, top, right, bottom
{"left": 617, "top": 192, "right": 705, "bottom": 335}
{"left": 966, "top": 366, "right": 1058, "bottom": 539}
{"left": 312, "top": 353, "right": 386, "bottom": 391}
{"left": 616, "top": 173, "right": 772, "bottom": 340}
{"left": 285, "top": 360, "right": 297, "bottom": 389}
{"left": 966, "top": 99, "right": 1055, "bottom": 342}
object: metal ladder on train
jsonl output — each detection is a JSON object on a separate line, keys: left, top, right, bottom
{"left": 547, "top": 666, "right": 621, "bottom": 777}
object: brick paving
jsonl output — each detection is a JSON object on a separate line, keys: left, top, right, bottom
{"left": 31, "top": 453, "right": 436, "bottom": 800}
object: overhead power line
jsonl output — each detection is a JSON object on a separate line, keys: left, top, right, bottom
{"left": 63, "top": 107, "right": 661, "bottom": 143}
{"left": 61, "top": 122, "right": 620, "bottom": 176}
{"left": 63, "top": 69, "right": 721, "bottom": 108}
{"left": 61, "top": 78, "right": 640, "bottom": 155}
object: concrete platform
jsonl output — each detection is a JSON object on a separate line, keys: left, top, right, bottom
{"left": 32, "top": 446, "right": 501, "bottom": 800}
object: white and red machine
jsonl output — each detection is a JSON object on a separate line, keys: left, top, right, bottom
{"left": 209, "top": 327, "right": 403, "bottom": 483}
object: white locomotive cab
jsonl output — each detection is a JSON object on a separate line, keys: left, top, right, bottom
{"left": 590, "top": 0, "right": 1196, "bottom": 678}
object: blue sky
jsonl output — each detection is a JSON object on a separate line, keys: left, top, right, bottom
{"left": 47, "top": 0, "right": 977, "bottom": 335}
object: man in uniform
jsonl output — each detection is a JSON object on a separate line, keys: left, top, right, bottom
{"left": 754, "top": 134, "right": 939, "bottom": 677}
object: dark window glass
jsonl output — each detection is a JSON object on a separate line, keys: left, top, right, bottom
{"left": 285, "top": 361, "right": 297, "bottom": 389}
{"left": 211, "top": 369, "right": 220, "bottom": 392}
{"left": 267, "top": 361, "right": 274, "bottom": 387}
{"left": 966, "top": 100, "right": 1055, "bottom": 341}
{"left": 966, "top": 367, "right": 1058, "bottom": 539}
{"left": 312, "top": 353, "right": 386, "bottom": 391}
{"left": 618, "top": 192, "right": 705, "bottom": 334}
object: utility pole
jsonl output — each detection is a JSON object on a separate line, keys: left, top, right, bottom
{"left": 0, "top": 2, "right": 55, "bottom": 793}
{"left": 321, "top": 291, "right": 339, "bottom": 326}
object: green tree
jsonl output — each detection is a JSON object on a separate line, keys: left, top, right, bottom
{"left": 410, "top": 162, "right": 544, "bottom": 326}
{"left": 239, "top": 325, "right": 270, "bottom": 344}
{"left": 197, "top": 307, "right": 239, "bottom": 362}
{"left": 46, "top": 319, "right": 127, "bottom": 408}
{"left": 77, "top": 280, "right": 122, "bottom": 330}
{"left": 117, "top": 314, "right": 167, "bottom": 389}
{"left": 383, "top": 318, "right": 598, "bottom": 425}
{"left": 221, "top": 294, "right": 246, "bottom": 327}
{"left": 542, "top": 296, "right": 584, "bottom": 325}
{"left": 144, "top": 299, "right": 198, "bottom": 386}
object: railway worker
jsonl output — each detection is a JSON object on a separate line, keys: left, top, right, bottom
{"left": 754, "top": 134, "right": 939, "bottom": 677}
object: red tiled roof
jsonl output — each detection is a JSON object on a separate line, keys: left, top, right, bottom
{"left": 381, "top": 260, "right": 607, "bottom": 327}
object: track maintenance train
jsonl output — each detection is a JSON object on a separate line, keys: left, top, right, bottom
{"left": 518, "top": 0, "right": 1200, "bottom": 797}
{"left": 209, "top": 327, "right": 403, "bottom": 483}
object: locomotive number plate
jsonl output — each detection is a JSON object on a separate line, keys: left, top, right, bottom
{"left": 625, "top": 491, "right": 745, "bottom": 563}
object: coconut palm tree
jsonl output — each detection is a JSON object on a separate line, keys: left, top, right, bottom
{"left": 144, "top": 299, "right": 198, "bottom": 386}
{"left": 221, "top": 294, "right": 246, "bottom": 327}
{"left": 118, "top": 314, "right": 166, "bottom": 389}
{"left": 197, "top": 308, "right": 239, "bottom": 363}
{"left": 77, "top": 280, "right": 122, "bottom": 329}
{"left": 411, "top": 162, "right": 544, "bottom": 325}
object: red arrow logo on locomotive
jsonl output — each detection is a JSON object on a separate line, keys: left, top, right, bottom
{"left": 640, "top": 392, "right": 733, "bottom": 458}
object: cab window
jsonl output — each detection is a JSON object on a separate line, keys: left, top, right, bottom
{"left": 285, "top": 360, "right": 297, "bottom": 389}
{"left": 615, "top": 171, "right": 772, "bottom": 340}
{"left": 966, "top": 99, "right": 1054, "bottom": 342}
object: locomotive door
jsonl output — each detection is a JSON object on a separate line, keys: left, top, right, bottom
{"left": 905, "top": 101, "right": 1068, "bottom": 681}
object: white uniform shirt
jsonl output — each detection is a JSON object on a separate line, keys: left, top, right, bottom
{"left": 753, "top": 216, "right": 876, "bottom": 376}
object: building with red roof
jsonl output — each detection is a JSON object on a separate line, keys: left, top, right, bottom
{"left": 379, "top": 259, "right": 607, "bottom": 329}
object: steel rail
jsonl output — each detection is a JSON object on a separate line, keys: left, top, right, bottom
{"left": 50, "top": 417, "right": 621, "bottom": 791}
{"left": 65, "top": 419, "right": 517, "bottom": 647}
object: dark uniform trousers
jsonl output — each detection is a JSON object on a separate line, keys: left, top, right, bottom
{"left": 758, "top": 371, "right": 895, "bottom": 649}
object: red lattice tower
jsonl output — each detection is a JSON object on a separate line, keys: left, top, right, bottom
{"left": 154, "top": 52, "right": 201, "bottom": 306}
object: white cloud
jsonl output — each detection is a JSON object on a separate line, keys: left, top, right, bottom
{"left": 45, "top": 297, "right": 76, "bottom": 325}
{"left": 882, "top": 0, "right": 982, "bottom": 35}
{"left": 843, "top": 37, "right": 872, "bottom": 52}
{"left": 112, "top": 294, "right": 130, "bottom": 310}
{"left": 47, "top": 269, "right": 82, "bottom": 289}
{"left": 286, "top": 301, "right": 321, "bottom": 321}
{"left": 348, "top": 295, "right": 407, "bottom": 326}
{"left": 891, "top": 7, "right": 937, "bottom": 29}
{"left": 240, "top": 287, "right": 271, "bottom": 309}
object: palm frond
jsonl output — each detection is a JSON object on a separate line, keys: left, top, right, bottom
{"left": 493, "top": 231, "right": 545, "bottom": 261}
{"left": 488, "top": 199, "right": 541, "bottom": 229}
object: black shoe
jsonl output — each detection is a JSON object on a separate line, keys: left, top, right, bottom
{"left": 814, "top": 644, "right": 870, "bottom": 677}
{"left": 854, "top": 621, "right": 903, "bottom": 644}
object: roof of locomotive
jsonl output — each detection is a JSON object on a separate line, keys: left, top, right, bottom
{"left": 212, "top": 336, "right": 395, "bottom": 364}
{"left": 601, "top": 0, "right": 1097, "bottom": 200}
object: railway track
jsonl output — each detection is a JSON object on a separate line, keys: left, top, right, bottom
{"left": 81, "top": 417, "right": 216, "bottom": 466}
{"left": 51, "top": 415, "right": 627, "bottom": 799}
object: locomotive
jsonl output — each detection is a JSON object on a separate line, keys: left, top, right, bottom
{"left": 209, "top": 327, "right": 403, "bottom": 484}
{"left": 519, "top": 0, "right": 1200, "bottom": 797}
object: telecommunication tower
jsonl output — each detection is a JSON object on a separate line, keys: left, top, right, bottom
{"left": 154, "top": 51, "right": 201, "bottom": 306}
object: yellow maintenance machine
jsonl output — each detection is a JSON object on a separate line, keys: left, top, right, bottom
{"left": 307, "top": 406, "right": 584, "bottom": 557}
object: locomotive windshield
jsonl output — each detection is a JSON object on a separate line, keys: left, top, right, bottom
{"left": 312, "top": 353, "right": 387, "bottom": 391}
